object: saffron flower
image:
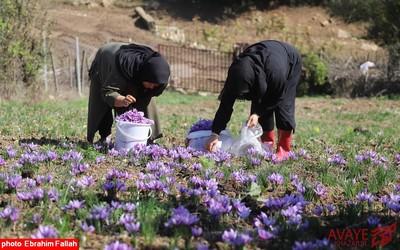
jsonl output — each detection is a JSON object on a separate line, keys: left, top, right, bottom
{"left": 0, "top": 157, "right": 5, "bottom": 166}
{"left": 31, "top": 225, "right": 58, "bottom": 238}
{"left": 268, "top": 173, "right": 284, "bottom": 185}
{"left": 221, "top": 229, "right": 253, "bottom": 247}
{"left": 47, "top": 188, "right": 60, "bottom": 202}
{"left": 103, "top": 241, "right": 135, "bottom": 250}
{"left": 367, "top": 216, "right": 380, "bottom": 227}
{"left": 62, "top": 200, "right": 85, "bottom": 211}
{"left": 254, "top": 212, "right": 275, "bottom": 228}
{"left": 80, "top": 221, "right": 95, "bottom": 233}
{"left": 257, "top": 228, "right": 275, "bottom": 240}
{"left": 191, "top": 227, "right": 203, "bottom": 238}
{"left": 313, "top": 182, "right": 327, "bottom": 198}
{"left": 115, "top": 108, "right": 154, "bottom": 124}
{"left": 188, "top": 119, "right": 213, "bottom": 133}
{"left": 0, "top": 206, "right": 19, "bottom": 221}
{"left": 356, "top": 189, "right": 374, "bottom": 204}
{"left": 165, "top": 206, "right": 200, "bottom": 227}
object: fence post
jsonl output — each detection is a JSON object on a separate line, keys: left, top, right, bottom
{"left": 76, "top": 37, "right": 82, "bottom": 96}
{"left": 42, "top": 31, "right": 48, "bottom": 92}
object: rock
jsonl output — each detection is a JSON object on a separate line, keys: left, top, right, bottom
{"left": 320, "top": 20, "right": 330, "bottom": 27}
{"left": 337, "top": 29, "right": 350, "bottom": 38}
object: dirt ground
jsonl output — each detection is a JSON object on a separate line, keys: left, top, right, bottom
{"left": 46, "top": 1, "right": 385, "bottom": 66}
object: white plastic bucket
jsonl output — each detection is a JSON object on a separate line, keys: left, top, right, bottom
{"left": 115, "top": 121, "right": 152, "bottom": 150}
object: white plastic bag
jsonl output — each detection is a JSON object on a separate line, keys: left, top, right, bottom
{"left": 229, "top": 123, "right": 263, "bottom": 156}
{"left": 186, "top": 130, "right": 235, "bottom": 152}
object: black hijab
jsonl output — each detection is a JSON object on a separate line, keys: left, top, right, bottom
{"left": 116, "top": 43, "right": 170, "bottom": 96}
{"left": 219, "top": 43, "right": 269, "bottom": 104}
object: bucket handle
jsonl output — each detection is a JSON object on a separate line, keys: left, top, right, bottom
{"left": 116, "top": 123, "right": 152, "bottom": 141}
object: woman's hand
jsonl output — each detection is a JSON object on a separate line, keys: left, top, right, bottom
{"left": 247, "top": 114, "right": 259, "bottom": 127}
{"left": 115, "top": 95, "right": 136, "bottom": 107}
{"left": 205, "top": 133, "right": 219, "bottom": 152}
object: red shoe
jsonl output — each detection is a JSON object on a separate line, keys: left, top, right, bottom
{"left": 275, "top": 129, "right": 292, "bottom": 161}
{"left": 261, "top": 130, "right": 274, "bottom": 153}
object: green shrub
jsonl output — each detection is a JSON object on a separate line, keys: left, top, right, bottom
{"left": 0, "top": 0, "right": 49, "bottom": 100}
{"left": 298, "top": 52, "right": 330, "bottom": 96}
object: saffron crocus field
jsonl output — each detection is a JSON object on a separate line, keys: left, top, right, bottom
{"left": 0, "top": 91, "right": 399, "bottom": 250}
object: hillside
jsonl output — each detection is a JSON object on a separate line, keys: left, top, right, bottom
{"left": 46, "top": 1, "right": 384, "bottom": 64}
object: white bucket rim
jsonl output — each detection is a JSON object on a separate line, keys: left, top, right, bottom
{"left": 116, "top": 120, "right": 153, "bottom": 126}
{"left": 116, "top": 121, "right": 152, "bottom": 141}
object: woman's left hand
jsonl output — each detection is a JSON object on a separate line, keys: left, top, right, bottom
{"left": 247, "top": 114, "right": 259, "bottom": 127}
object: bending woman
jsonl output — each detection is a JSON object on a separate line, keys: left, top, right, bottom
{"left": 205, "top": 40, "right": 302, "bottom": 161}
{"left": 87, "top": 42, "right": 170, "bottom": 144}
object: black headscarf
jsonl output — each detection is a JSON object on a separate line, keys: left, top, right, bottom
{"left": 116, "top": 44, "right": 170, "bottom": 96}
{"left": 219, "top": 43, "right": 269, "bottom": 104}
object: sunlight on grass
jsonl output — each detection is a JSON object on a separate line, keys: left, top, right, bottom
{"left": 0, "top": 92, "right": 399, "bottom": 249}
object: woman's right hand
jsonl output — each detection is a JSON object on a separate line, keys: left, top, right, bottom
{"left": 205, "top": 133, "right": 219, "bottom": 152}
{"left": 115, "top": 95, "right": 136, "bottom": 107}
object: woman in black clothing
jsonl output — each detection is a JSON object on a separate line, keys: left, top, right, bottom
{"left": 205, "top": 40, "right": 302, "bottom": 161}
{"left": 87, "top": 42, "right": 170, "bottom": 144}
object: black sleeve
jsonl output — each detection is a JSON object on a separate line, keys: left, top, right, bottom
{"left": 211, "top": 91, "right": 236, "bottom": 134}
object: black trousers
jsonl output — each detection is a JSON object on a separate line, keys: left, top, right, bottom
{"left": 251, "top": 50, "right": 302, "bottom": 132}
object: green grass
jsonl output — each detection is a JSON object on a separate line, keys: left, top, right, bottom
{"left": 0, "top": 91, "right": 400, "bottom": 249}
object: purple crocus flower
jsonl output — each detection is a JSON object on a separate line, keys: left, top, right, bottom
{"left": 257, "top": 228, "right": 275, "bottom": 240}
{"left": 80, "top": 221, "right": 95, "bottom": 233}
{"left": 315, "top": 238, "right": 334, "bottom": 250}
{"left": 124, "top": 203, "right": 137, "bottom": 213}
{"left": 328, "top": 154, "right": 347, "bottom": 165}
{"left": 191, "top": 227, "right": 203, "bottom": 238}
{"left": 32, "top": 188, "right": 44, "bottom": 200}
{"left": 77, "top": 175, "right": 95, "bottom": 189}
{"left": 286, "top": 214, "right": 302, "bottom": 226}
{"left": 62, "top": 200, "right": 85, "bottom": 211}
{"left": 89, "top": 205, "right": 110, "bottom": 221}
{"left": 119, "top": 214, "right": 135, "bottom": 225}
{"left": 46, "top": 150, "right": 58, "bottom": 161}
{"left": 313, "top": 205, "right": 323, "bottom": 216}
{"left": 125, "top": 222, "right": 140, "bottom": 233}
{"left": 236, "top": 205, "right": 251, "bottom": 219}
{"left": 116, "top": 108, "right": 154, "bottom": 124}
{"left": 191, "top": 163, "right": 203, "bottom": 171}
{"left": 268, "top": 173, "right": 284, "bottom": 185}
{"left": 6, "top": 174, "right": 22, "bottom": 189}
{"left": 47, "top": 188, "right": 60, "bottom": 202}
{"left": 108, "top": 148, "right": 119, "bottom": 157}
{"left": 222, "top": 229, "right": 253, "bottom": 247}
{"left": 31, "top": 213, "right": 42, "bottom": 225}
{"left": 188, "top": 119, "right": 213, "bottom": 133}
{"left": 103, "top": 241, "right": 135, "bottom": 250}
{"left": 111, "top": 201, "right": 122, "bottom": 210}
{"left": 165, "top": 206, "right": 200, "bottom": 227}
{"left": 0, "top": 157, "right": 5, "bottom": 166}
{"left": 292, "top": 241, "right": 317, "bottom": 250}
{"left": 96, "top": 156, "right": 106, "bottom": 164}
{"left": 395, "top": 154, "right": 400, "bottom": 164}
{"left": 356, "top": 190, "right": 374, "bottom": 204}
{"left": 313, "top": 182, "right": 327, "bottom": 198}
{"left": 31, "top": 225, "right": 58, "bottom": 238}
{"left": 367, "top": 216, "right": 380, "bottom": 227}
{"left": 6, "top": 146, "right": 17, "bottom": 158}
{"left": 326, "top": 204, "right": 336, "bottom": 213}
{"left": 387, "top": 202, "right": 400, "bottom": 213}
{"left": 196, "top": 244, "right": 209, "bottom": 250}
{"left": 281, "top": 205, "right": 302, "bottom": 218}
{"left": 0, "top": 206, "right": 19, "bottom": 221}
{"left": 17, "top": 191, "right": 34, "bottom": 201}
{"left": 254, "top": 212, "right": 275, "bottom": 229}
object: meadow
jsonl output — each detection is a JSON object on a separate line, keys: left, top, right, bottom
{"left": 0, "top": 91, "right": 399, "bottom": 250}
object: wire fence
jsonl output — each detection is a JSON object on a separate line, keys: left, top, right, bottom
{"left": 158, "top": 44, "right": 235, "bottom": 93}
{"left": 43, "top": 39, "right": 397, "bottom": 98}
